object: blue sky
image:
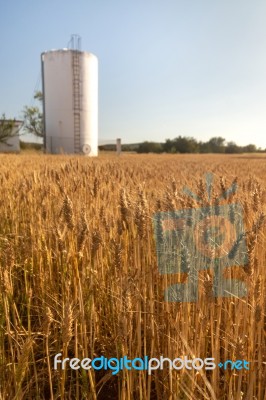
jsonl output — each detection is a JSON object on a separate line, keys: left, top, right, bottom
{"left": 1, "top": 0, "right": 266, "bottom": 147}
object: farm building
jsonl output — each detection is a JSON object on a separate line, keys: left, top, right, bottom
{"left": 0, "top": 119, "right": 22, "bottom": 153}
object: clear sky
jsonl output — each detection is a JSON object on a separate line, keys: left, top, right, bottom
{"left": 1, "top": 0, "right": 266, "bottom": 147}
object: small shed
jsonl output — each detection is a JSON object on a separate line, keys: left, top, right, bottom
{"left": 0, "top": 120, "right": 23, "bottom": 153}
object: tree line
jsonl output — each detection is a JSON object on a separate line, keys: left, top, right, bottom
{"left": 135, "top": 136, "right": 260, "bottom": 154}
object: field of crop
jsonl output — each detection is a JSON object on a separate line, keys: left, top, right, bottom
{"left": 0, "top": 153, "right": 265, "bottom": 400}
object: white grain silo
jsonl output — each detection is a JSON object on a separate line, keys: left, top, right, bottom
{"left": 41, "top": 45, "right": 98, "bottom": 155}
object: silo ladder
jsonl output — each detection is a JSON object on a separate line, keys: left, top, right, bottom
{"left": 72, "top": 51, "right": 81, "bottom": 153}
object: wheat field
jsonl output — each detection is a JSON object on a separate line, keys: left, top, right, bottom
{"left": 0, "top": 153, "right": 265, "bottom": 400}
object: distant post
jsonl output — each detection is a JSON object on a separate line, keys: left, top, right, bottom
{"left": 116, "top": 138, "right": 122, "bottom": 156}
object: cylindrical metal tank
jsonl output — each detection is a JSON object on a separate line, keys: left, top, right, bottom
{"left": 41, "top": 49, "right": 98, "bottom": 156}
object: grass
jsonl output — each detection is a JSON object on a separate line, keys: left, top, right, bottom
{"left": 0, "top": 153, "right": 265, "bottom": 399}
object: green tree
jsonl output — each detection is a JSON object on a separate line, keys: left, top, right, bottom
{"left": 173, "top": 136, "right": 199, "bottom": 153}
{"left": 243, "top": 144, "right": 257, "bottom": 153}
{"left": 164, "top": 139, "right": 174, "bottom": 153}
{"left": 23, "top": 91, "right": 44, "bottom": 137}
{"left": 0, "top": 115, "right": 17, "bottom": 145}
{"left": 225, "top": 141, "right": 242, "bottom": 154}
{"left": 208, "top": 137, "right": 226, "bottom": 153}
{"left": 198, "top": 141, "right": 211, "bottom": 153}
{"left": 137, "top": 141, "right": 163, "bottom": 153}
{"left": 164, "top": 137, "right": 199, "bottom": 153}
